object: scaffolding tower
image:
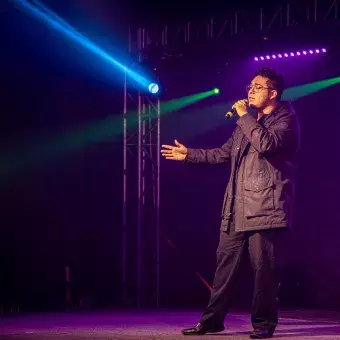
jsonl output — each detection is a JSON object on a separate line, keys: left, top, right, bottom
{"left": 122, "top": 28, "right": 161, "bottom": 308}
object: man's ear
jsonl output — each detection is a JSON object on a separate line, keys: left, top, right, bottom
{"left": 270, "top": 90, "right": 278, "bottom": 101}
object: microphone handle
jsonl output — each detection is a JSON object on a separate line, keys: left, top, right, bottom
{"left": 225, "top": 108, "right": 236, "bottom": 119}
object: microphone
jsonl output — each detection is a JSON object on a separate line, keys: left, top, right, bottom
{"left": 225, "top": 108, "right": 236, "bottom": 119}
{"left": 225, "top": 99, "right": 249, "bottom": 119}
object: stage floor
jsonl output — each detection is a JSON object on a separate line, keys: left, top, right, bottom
{"left": 1, "top": 309, "right": 340, "bottom": 339}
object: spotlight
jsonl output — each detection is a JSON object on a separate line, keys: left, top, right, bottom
{"left": 254, "top": 57, "right": 259, "bottom": 61}
{"left": 148, "top": 83, "right": 159, "bottom": 94}
{"left": 213, "top": 88, "right": 220, "bottom": 95}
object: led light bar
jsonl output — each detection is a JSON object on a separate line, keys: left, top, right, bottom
{"left": 254, "top": 48, "right": 327, "bottom": 61}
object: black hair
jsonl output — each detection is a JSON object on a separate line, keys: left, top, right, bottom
{"left": 255, "top": 67, "right": 284, "bottom": 101}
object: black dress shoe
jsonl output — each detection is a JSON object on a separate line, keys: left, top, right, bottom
{"left": 181, "top": 322, "right": 225, "bottom": 335}
{"left": 249, "top": 328, "right": 274, "bottom": 339}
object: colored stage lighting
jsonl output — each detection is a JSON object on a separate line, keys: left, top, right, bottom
{"left": 148, "top": 83, "right": 159, "bottom": 94}
{"left": 213, "top": 88, "right": 220, "bottom": 95}
{"left": 254, "top": 48, "right": 327, "bottom": 61}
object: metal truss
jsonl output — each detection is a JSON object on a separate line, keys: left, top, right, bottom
{"left": 128, "top": 0, "right": 338, "bottom": 50}
{"left": 123, "top": 28, "right": 161, "bottom": 308}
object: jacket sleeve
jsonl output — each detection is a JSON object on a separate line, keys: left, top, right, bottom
{"left": 236, "top": 112, "right": 299, "bottom": 156}
{"left": 183, "top": 133, "right": 234, "bottom": 165}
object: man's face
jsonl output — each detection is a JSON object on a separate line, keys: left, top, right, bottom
{"left": 247, "top": 75, "right": 277, "bottom": 110}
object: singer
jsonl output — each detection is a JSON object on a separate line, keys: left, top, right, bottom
{"left": 161, "top": 67, "right": 301, "bottom": 339}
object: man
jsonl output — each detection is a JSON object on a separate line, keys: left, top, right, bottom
{"left": 161, "top": 67, "right": 301, "bottom": 339}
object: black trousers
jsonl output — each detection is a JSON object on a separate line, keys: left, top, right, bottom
{"left": 199, "top": 216, "right": 287, "bottom": 331}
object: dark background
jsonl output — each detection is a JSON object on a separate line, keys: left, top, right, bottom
{"left": 1, "top": 0, "right": 340, "bottom": 312}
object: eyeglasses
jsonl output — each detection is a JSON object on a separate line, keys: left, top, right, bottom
{"left": 246, "top": 84, "right": 274, "bottom": 93}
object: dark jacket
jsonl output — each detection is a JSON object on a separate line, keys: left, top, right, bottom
{"left": 184, "top": 101, "right": 301, "bottom": 232}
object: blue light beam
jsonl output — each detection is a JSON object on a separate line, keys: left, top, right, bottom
{"left": 11, "top": 0, "right": 150, "bottom": 88}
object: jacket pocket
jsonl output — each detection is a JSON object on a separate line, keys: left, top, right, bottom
{"left": 243, "top": 176, "right": 274, "bottom": 218}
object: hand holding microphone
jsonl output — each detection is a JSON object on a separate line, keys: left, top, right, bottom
{"left": 225, "top": 99, "right": 249, "bottom": 119}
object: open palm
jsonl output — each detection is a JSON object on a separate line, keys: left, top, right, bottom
{"left": 161, "top": 139, "right": 188, "bottom": 161}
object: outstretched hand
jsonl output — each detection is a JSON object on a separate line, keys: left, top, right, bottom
{"left": 161, "top": 139, "right": 188, "bottom": 161}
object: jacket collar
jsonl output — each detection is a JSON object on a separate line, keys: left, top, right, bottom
{"left": 258, "top": 101, "right": 295, "bottom": 124}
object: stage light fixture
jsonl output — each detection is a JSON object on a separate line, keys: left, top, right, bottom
{"left": 148, "top": 83, "right": 159, "bottom": 94}
{"left": 254, "top": 48, "right": 327, "bottom": 61}
{"left": 213, "top": 88, "right": 220, "bottom": 95}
